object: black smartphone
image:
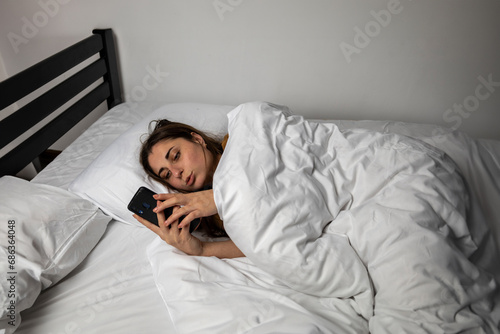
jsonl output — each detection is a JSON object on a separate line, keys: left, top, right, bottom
{"left": 128, "top": 186, "right": 201, "bottom": 233}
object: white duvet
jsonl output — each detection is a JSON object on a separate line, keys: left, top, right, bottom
{"left": 149, "top": 102, "right": 499, "bottom": 333}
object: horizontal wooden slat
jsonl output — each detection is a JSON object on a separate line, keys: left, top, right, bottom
{"left": 0, "top": 34, "right": 103, "bottom": 111}
{"left": 0, "top": 29, "right": 122, "bottom": 177}
{"left": 0, "top": 59, "right": 107, "bottom": 149}
{"left": 0, "top": 83, "right": 110, "bottom": 176}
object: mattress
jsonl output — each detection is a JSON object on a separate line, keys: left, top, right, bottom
{"left": 13, "top": 101, "right": 500, "bottom": 333}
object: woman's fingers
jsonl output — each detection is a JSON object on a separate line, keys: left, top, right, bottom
{"left": 153, "top": 193, "right": 184, "bottom": 208}
{"left": 179, "top": 223, "right": 192, "bottom": 237}
{"left": 156, "top": 200, "right": 168, "bottom": 230}
{"left": 165, "top": 221, "right": 203, "bottom": 256}
{"left": 170, "top": 206, "right": 194, "bottom": 230}
{"left": 153, "top": 193, "right": 175, "bottom": 201}
{"left": 166, "top": 206, "right": 198, "bottom": 227}
{"left": 155, "top": 190, "right": 217, "bottom": 225}
{"left": 153, "top": 194, "right": 186, "bottom": 214}
{"left": 137, "top": 206, "right": 203, "bottom": 255}
{"left": 154, "top": 191, "right": 216, "bottom": 212}
{"left": 160, "top": 205, "right": 196, "bottom": 233}
{"left": 133, "top": 214, "right": 161, "bottom": 235}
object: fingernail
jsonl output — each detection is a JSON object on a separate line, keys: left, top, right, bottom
{"left": 153, "top": 207, "right": 158, "bottom": 212}
{"left": 153, "top": 194, "right": 159, "bottom": 199}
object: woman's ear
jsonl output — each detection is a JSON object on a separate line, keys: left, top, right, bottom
{"left": 191, "top": 132, "right": 206, "bottom": 146}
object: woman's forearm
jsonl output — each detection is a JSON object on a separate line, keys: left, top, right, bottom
{"left": 201, "top": 240, "right": 244, "bottom": 259}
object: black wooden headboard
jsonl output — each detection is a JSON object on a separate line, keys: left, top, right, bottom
{"left": 0, "top": 29, "right": 123, "bottom": 177}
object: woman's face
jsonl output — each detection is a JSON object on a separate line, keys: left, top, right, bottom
{"left": 148, "top": 133, "right": 213, "bottom": 192}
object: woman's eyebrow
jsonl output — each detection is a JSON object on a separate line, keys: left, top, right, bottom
{"left": 157, "top": 147, "right": 174, "bottom": 177}
{"left": 165, "top": 147, "right": 173, "bottom": 160}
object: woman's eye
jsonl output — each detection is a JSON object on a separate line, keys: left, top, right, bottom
{"left": 174, "top": 152, "right": 180, "bottom": 160}
{"left": 160, "top": 170, "right": 170, "bottom": 180}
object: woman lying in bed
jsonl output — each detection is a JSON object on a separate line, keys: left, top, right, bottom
{"left": 133, "top": 119, "right": 244, "bottom": 259}
{"left": 134, "top": 102, "right": 499, "bottom": 332}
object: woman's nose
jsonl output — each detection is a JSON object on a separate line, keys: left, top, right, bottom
{"left": 171, "top": 167, "right": 182, "bottom": 178}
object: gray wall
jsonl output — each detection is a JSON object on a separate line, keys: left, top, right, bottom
{"left": 1, "top": 0, "right": 499, "bottom": 143}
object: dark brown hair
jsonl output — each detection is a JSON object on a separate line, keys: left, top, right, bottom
{"left": 140, "top": 119, "right": 227, "bottom": 237}
{"left": 140, "top": 120, "right": 222, "bottom": 191}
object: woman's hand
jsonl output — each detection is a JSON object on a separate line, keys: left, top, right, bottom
{"left": 134, "top": 200, "right": 245, "bottom": 259}
{"left": 134, "top": 202, "right": 204, "bottom": 256}
{"left": 153, "top": 189, "right": 217, "bottom": 229}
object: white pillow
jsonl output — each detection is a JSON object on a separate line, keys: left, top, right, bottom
{"left": 0, "top": 176, "right": 110, "bottom": 333}
{"left": 69, "top": 103, "right": 234, "bottom": 227}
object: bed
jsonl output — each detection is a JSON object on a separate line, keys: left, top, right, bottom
{"left": 1, "top": 29, "right": 499, "bottom": 334}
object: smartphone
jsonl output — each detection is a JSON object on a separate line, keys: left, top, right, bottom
{"left": 128, "top": 186, "right": 201, "bottom": 233}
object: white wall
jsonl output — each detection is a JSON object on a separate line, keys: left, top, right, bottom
{"left": 1, "top": 0, "right": 499, "bottom": 141}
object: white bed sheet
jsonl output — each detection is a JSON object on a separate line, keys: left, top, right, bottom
{"left": 19, "top": 102, "right": 175, "bottom": 334}
{"left": 17, "top": 101, "right": 500, "bottom": 333}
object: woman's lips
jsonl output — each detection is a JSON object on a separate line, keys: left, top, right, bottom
{"left": 186, "top": 172, "right": 194, "bottom": 186}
